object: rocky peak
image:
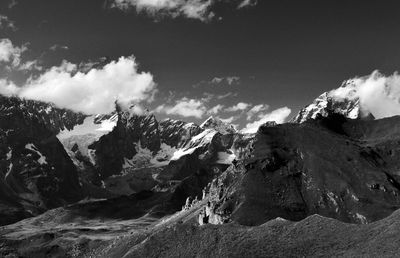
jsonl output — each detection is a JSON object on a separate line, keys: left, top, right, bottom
{"left": 292, "top": 80, "right": 367, "bottom": 123}
{"left": 159, "top": 118, "right": 202, "bottom": 148}
{"left": 200, "top": 116, "right": 237, "bottom": 134}
{"left": 0, "top": 95, "right": 87, "bottom": 135}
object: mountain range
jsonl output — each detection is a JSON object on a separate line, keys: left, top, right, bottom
{"left": 1, "top": 84, "right": 400, "bottom": 257}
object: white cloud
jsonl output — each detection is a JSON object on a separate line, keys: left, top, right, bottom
{"left": 208, "top": 104, "right": 224, "bottom": 115}
{"left": 211, "top": 77, "right": 223, "bottom": 84}
{"left": 111, "top": 0, "right": 256, "bottom": 21}
{"left": 0, "top": 38, "right": 26, "bottom": 67}
{"left": 217, "top": 92, "right": 237, "bottom": 99}
{"left": 18, "top": 60, "right": 43, "bottom": 71}
{"left": 329, "top": 70, "right": 400, "bottom": 119}
{"left": 237, "top": 0, "right": 257, "bottom": 9}
{"left": 241, "top": 107, "right": 291, "bottom": 134}
{"left": 0, "top": 79, "right": 18, "bottom": 96}
{"left": 1, "top": 56, "right": 157, "bottom": 114}
{"left": 155, "top": 97, "right": 206, "bottom": 118}
{"left": 246, "top": 104, "right": 269, "bottom": 120}
{"left": 211, "top": 76, "right": 240, "bottom": 85}
{"left": 111, "top": 0, "right": 214, "bottom": 21}
{"left": 0, "top": 15, "right": 16, "bottom": 30}
{"left": 217, "top": 115, "right": 236, "bottom": 124}
{"left": 225, "top": 102, "right": 250, "bottom": 112}
{"left": 49, "top": 44, "right": 69, "bottom": 51}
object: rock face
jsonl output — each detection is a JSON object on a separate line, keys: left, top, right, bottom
{"left": 200, "top": 114, "right": 400, "bottom": 226}
{"left": 0, "top": 96, "right": 86, "bottom": 225}
{"left": 292, "top": 80, "right": 368, "bottom": 123}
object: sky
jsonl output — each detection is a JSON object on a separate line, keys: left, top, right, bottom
{"left": 1, "top": 0, "right": 400, "bottom": 132}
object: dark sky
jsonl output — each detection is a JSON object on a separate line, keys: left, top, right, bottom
{"left": 1, "top": 0, "right": 400, "bottom": 127}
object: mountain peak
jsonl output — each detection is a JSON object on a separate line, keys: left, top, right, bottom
{"left": 292, "top": 80, "right": 367, "bottom": 123}
{"left": 200, "top": 116, "right": 236, "bottom": 134}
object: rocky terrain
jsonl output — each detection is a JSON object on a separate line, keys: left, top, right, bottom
{"left": 1, "top": 86, "right": 400, "bottom": 257}
{"left": 0, "top": 96, "right": 86, "bottom": 225}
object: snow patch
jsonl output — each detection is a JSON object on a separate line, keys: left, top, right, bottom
{"left": 57, "top": 115, "right": 116, "bottom": 140}
{"left": 355, "top": 213, "right": 367, "bottom": 224}
{"left": 57, "top": 115, "right": 117, "bottom": 160}
{"left": 96, "top": 113, "right": 118, "bottom": 132}
{"left": 25, "top": 143, "right": 47, "bottom": 165}
{"left": 6, "top": 148, "right": 12, "bottom": 160}
{"left": 122, "top": 142, "right": 177, "bottom": 170}
{"left": 326, "top": 192, "right": 339, "bottom": 212}
{"left": 170, "top": 147, "right": 197, "bottom": 161}
{"left": 5, "top": 163, "right": 13, "bottom": 179}
{"left": 216, "top": 151, "right": 236, "bottom": 164}
{"left": 150, "top": 143, "right": 177, "bottom": 167}
{"left": 171, "top": 129, "right": 217, "bottom": 161}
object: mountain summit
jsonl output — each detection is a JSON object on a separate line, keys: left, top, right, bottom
{"left": 292, "top": 80, "right": 373, "bottom": 123}
{"left": 200, "top": 116, "right": 237, "bottom": 134}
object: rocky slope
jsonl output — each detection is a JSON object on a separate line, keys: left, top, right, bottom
{"left": 198, "top": 113, "right": 400, "bottom": 226}
{"left": 2, "top": 193, "right": 400, "bottom": 257}
{"left": 0, "top": 96, "right": 86, "bottom": 225}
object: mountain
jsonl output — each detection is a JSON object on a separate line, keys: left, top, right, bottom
{"left": 200, "top": 116, "right": 237, "bottom": 134}
{"left": 2, "top": 93, "right": 400, "bottom": 256}
{"left": 0, "top": 95, "right": 86, "bottom": 225}
{"left": 0, "top": 96, "right": 241, "bottom": 225}
{"left": 198, "top": 113, "right": 400, "bottom": 226}
{"left": 292, "top": 80, "right": 371, "bottom": 123}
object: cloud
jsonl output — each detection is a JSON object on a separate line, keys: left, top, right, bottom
{"left": 217, "top": 115, "right": 236, "bottom": 124}
{"left": 110, "top": 0, "right": 256, "bottom": 21}
{"left": 0, "top": 15, "right": 16, "bottom": 30}
{"left": 329, "top": 70, "right": 400, "bottom": 119}
{"left": 8, "top": 0, "right": 18, "bottom": 9}
{"left": 155, "top": 97, "right": 207, "bottom": 118}
{"left": 0, "top": 79, "right": 18, "bottom": 96}
{"left": 225, "top": 102, "right": 250, "bottom": 112}
{"left": 237, "top": 0, "right": 257, "bottom": 9}
{"left": 1, "top": 56, "right": 157, "bottom": 114}
{"left": 201, "top": 91, "right": 237, "bottom": 101}
{"left": 0, "top": 38, "right": 26, "bottom": 67}
{"left": 17, "top": 60, "right": 43, "bottom": 71}
{"left": 77, "top": 57, "right": 111, "bottom": 73}
{"left": 49, "top": 44, "right": 69, "bottom": 51}
{"left": 208, "top": 104, "right": 224, "bottom": 115}
{"left": 194, "top": 76, "right": 240, "bottom": 88}
{"left": 217, "top": 92, "right": 238, "bottom": 99}
{"left": 246, "top": 104, "right": 269, "bottom": 120}
{"left": 211, "top": 76, "right": 240, "bottom": 85}
{"left": 241, "top": 107, "right": 292, "bottom": 134}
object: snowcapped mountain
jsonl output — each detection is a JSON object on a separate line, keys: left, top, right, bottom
{"left": 58, "top": 108, "right": 242, "bottom": 197}
{"left": 200, "top": 116, "right": 237, "bottom": 134}
{"left": 292, "top": 80, "right": 368, "bottom": 123}
{"left": 0, "top": 96, "right": 242, "bottom": 224}
{"left": 3, "top": 90, "right": 400, "bottom": 233}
